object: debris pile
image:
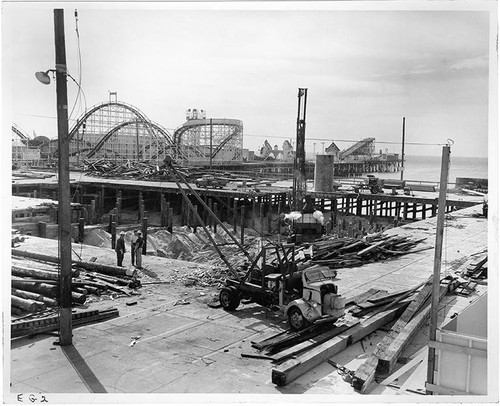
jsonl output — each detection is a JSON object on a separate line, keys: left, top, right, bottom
{"left": 310, "top": 233, "right": 430, "bottom": 268}
{"left": 82, "top": 158, "right": 194, "bottom": 181}
{"left": 245, "top": 276, "right": 456, "bottom": 391}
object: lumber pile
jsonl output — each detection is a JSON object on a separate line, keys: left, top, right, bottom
{"left": 82, "top": 158, "right": 194, "bottom": 182}
{"left": 10, "top": 256, "right": 140, "bottom": 317}
{"left": 11, "top": 308, "right": 119, "bottom": 338}
{"left": 309, "top": 233, "right": 429, "bottom": 269}
{"left": 243, "top": 277, "right": 458, "bottom": 389}
{"left": 350, "top": 276, "right": 454, "bottom": 393}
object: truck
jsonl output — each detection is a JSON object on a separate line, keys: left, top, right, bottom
{"left": 219, "top": 244, "right": 345, "bottom": 331}
{"left": 194, "top": 174, "right": 229, "bottom": 189}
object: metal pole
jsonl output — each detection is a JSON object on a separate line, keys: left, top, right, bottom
{"left": 400, "top": 117, "right": 406, "bottom": 181}
{"left": 426, "top": 145, "right": 450, "bottom": 393}
{"left": 54, "top": 9, "right": 72, "bottom": 346}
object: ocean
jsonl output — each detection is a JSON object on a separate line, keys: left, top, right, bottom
{"left": 368, "top": 155, "right": 488, "bottom": 184}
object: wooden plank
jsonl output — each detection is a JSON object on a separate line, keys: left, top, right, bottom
{"left": 428, "top": 340, "right": 487, "bottom": 358}
{"left": 376, "top": 284, "right": 451, "bottom": 376}
{"left": 351, "top": 276, "right": 435, "bottom": 392}
{"left": 269, "top": 322, "right": 357, "bottom": 363}
{"left": 367, "top": 287, "right": 415, "bottom": 304}
{"left": 344, "top": 288, "right": 381, "bottom": 306}
{"left": 271, "top": 301, "right": 409, "bottom": 386}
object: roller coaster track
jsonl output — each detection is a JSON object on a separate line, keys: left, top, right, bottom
{"left": 339, "top": 137, "right": 375, "bottom": 160}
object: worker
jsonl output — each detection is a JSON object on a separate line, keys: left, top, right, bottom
{"left": 115, "top": 231, "right": 126, "bottom": 267}
{"left": 135, "top": 231, "right": 144, "bottom": 269}
{"left": 130, "top": 230, "right": 139, "bottom": 266}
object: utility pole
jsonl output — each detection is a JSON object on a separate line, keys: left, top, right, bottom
{"left": 400, "top": 117, "right": 406, "bottom": 181}
{"left": 425, "top": 144, "right": 450, "bottom": 393}
{"left": 54, "top": 9, "right": 72, "bottom": 346}
{"left": 293, "top": 88, "right": 307, "bottom": 210}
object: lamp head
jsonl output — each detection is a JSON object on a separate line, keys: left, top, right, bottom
{"left": 35, "top": 70, "right": 51, "bottom": 85}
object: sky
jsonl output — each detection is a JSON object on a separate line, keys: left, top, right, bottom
{"left": 2, "top": 2, "right": 496, "bottom": 158}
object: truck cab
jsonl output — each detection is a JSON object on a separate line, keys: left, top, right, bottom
{"left": 284, "top": 266, "right": 345, "bottom": 331}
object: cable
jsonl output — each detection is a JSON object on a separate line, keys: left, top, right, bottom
{"left": 68, "top": 9, "right": 84, "bottom": 121}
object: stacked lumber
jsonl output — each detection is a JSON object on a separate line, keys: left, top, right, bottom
{"left": 350, "top": 276, "right": 454, "bottom": 393}
{"left": 241, "top": 286, "right": 424, "bottom": 387}
{"left": 310, "top": 233, "right": 430, "bottom": 269}
{"left": 10, "top": 256, "right": 140, "bottom": 316}
{"left": 11, "top": 308, "right": 119, "bottom": 338}
{"left": 462, "top": 256, "right": 487, "bottom": 281}
{"left": 271, "top": 301, "right": 410, "bottom": 386}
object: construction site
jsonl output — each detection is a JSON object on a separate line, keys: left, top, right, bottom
{"left": 5, "top": 7, "right": 494, "bottom": 404}
{"left": 7, "top": 83, "right": 492, "bottom": 402}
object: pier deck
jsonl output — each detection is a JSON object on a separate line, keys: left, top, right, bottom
{"left": 8, "top": 204, "right": 488, "bottom": 397}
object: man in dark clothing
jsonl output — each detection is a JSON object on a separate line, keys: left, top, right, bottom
{"left": 135, "top": 231, "right": 144, "bottom": 269}
{"left": 116, "top": 231, "right": 126, "bottom": 267}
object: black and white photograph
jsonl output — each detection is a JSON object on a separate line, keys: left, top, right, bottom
{"left": 1, "top": 1, "right": 498, "bottom": 404}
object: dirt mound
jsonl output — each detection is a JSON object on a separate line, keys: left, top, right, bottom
{"left": 84, "top": 228, "right": 111, "bottom": 248}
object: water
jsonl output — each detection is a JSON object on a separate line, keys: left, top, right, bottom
{"left": 369, "top": 155, "right": 488, "bottom": 184}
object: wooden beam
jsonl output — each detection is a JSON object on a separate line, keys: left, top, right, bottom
{"left": 271, "top": 301, "right": 409, "bottom": 386}
{"left": 428, "top": 340, "right": 487, "bottom": 358}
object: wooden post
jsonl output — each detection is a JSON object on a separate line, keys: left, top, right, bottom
{"left": 213, "top": 203, "right": 218, "bottom": 233}
{"left": 356, "top": 197, "right": 362, "bottom": 216}
{"left": 78, "top": 217, "right": 85, "bottom": 243}
{"left": 208, "top": 198, "right": 213, "bottom": 229}
{"left": 90, "top": 199, "right": 96, "bottom": 225}
{"left": 138, "top": 192, "right": 143, "bottom": 221}
{"left": 194, "top": 204, "right": 199, "bottom": 233}
{"left": 108, "top": 211, "right": 113, "bottom": 233}
{"left": 111, "top": 220, "right": 116, "bottom": 250}
{"left": 252, "top": 198, "right": 257, "bottom": 228}
{"left": 142, "top": 213, "right": 148, "bottom": 255}
{"left": 426, "top": 145, "right": 451, "bottom": 393}
{"left": 116, "top": 190, "right": 122, "bottom": 225}
{"left": 422, "top": 204, "right": 427, "bottom": 220}
{"left": 168, "top": 207, "right": 174, "bottom": 233}
{"left": 240, "top": 206, "right": 245, "bottom": 244}
{"left": 38, "top": 222, "right": 47, "bottom": 238}
{"left": 403, "top": 202, "right": 409, "bottom": 220}
{"left": 260, "top": 202, "right": 265, "bottom": 233}
{"left": 233, "top": 200, "right": 238, "bottom": 233}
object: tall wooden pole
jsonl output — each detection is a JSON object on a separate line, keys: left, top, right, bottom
{"left": 54, "top": 9, "right": 72, "bottom": 346}
{"left": 426, "top": 145, "right": 450, "bottom": 392}
{"left": 400, "top": 117, "right": 406, "bottom": 181}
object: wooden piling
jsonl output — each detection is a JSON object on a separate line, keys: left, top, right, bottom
{"left": 240, "top": 206, "right": 246, "bottom": 244}
{"left": 111, "top": 220, "right": 116, "bottom": 249}
{"left": 38, "top": 222, "right": 47, "bottom": 238}
{"left": 213, "top": 203, "right": 218, "bottom": 233}
{"left": 233, "top": 199, "right": 238, "bottom": 233}
{"left": 142, "top": 213, "right": 148, "bottom": 255}
{"left": 78, "top": 217, "right": 85, "bottom": 243}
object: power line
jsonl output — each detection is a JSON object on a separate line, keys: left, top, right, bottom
{"left": 244, "top": 133, "right": 446, "bottom": 147}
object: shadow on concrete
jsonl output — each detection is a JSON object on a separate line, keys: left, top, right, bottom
{"left": 62, "top": 344, "right": 107, "bottom": 393}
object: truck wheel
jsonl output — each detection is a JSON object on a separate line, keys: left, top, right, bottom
{"left": 288, "top": 306, "right": 307, "bottom": 331}
{"left": 219, "top": 287, "right": 240, "bottom": 311}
